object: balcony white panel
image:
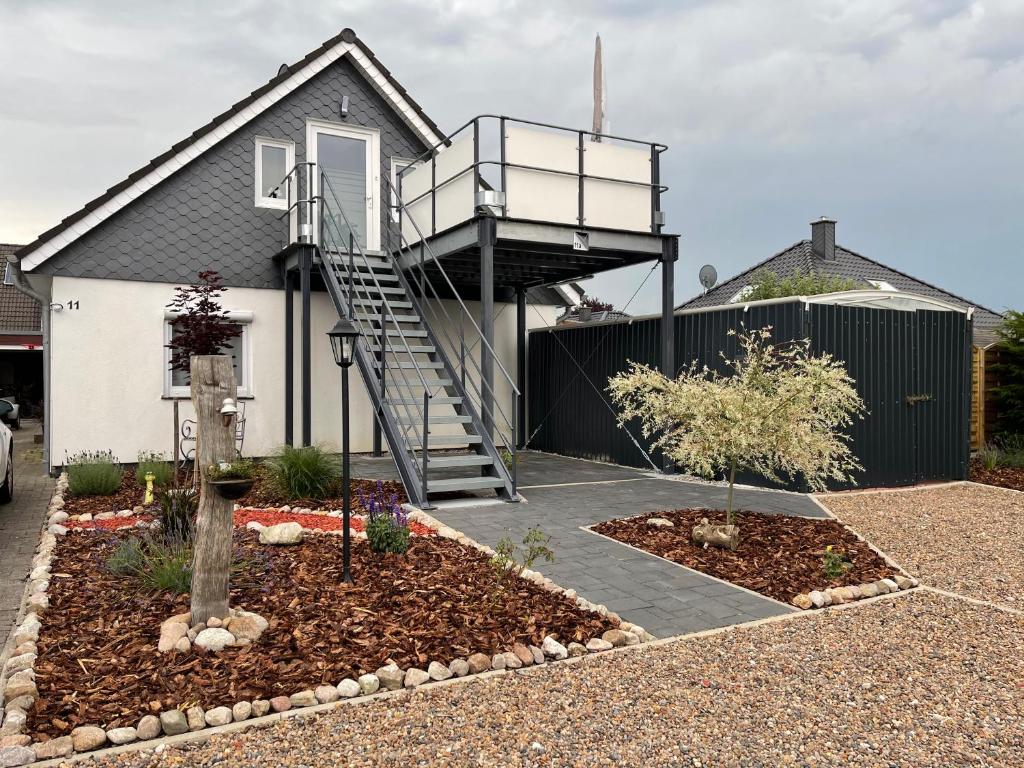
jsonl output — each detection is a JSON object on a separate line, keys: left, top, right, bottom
{"left": 400, "top": 156, "right": 433, "bottom": 244}
{"left": 505, "top": 126, "right": 579, "bottom": 226}
{"left": 434, "top": 133, "right": 476, "bottom": 234}
{"left": 583, "top": 140, "right": 652, "bottom": 232}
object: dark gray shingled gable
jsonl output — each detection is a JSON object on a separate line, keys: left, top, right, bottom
{"left": 678, "top": 239, "right": 1005, "bottom": 345}
{"left": 36, "top": 54, "right": 429, "bottom": 289}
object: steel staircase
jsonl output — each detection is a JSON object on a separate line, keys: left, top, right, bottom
{"left": 313, "top": 170, "right": 518, "bottom": 509}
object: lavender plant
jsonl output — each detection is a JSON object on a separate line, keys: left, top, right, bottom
{"left": 361, "top": 480, "right": 410, "bottom": 554}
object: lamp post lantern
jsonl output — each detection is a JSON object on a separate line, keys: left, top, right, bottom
{"left": 327, "top": 318, "right": 360, "bottom": 584}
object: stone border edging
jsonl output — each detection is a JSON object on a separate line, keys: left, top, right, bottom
{"left": 0, "top": 489, "right": 652, "bottom": 766}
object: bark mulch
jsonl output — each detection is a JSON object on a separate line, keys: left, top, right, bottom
{"left": 591, "top": 509, "right": 898, "bottom": 604}
{"left": 970, "top": 459, "right": 1024, "bottom": 492}
{"left": 63, "top": 471, "right": 144, "bottom": 516}
{"left": 28, "top": 529, "right": 612, "bottom": 740}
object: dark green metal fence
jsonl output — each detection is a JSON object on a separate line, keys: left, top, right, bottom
{"left": 527, "top": 300, "right": 971, "bottom": 491}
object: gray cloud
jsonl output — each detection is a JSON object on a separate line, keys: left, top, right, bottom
{"left": 0, "top": 0, "right": 1021, "bottom": 314}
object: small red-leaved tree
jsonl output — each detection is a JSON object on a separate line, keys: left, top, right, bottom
{"left": 166, "top": 270, "right": 240, "bottom": 380}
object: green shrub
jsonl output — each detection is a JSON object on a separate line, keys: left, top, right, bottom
{"left": 366, "top": 511, "right": 410, "bottom": 554}
{"left": 67, "top": 450, "right": 122, "bottom": 497}
{"left": 265, "top": 445, "right": 338, "bottom": 500}
{"left": 822, "top": 545, "right": 852, "bottom": 579}
{"left": 742, "top": 269, "right": 865, "bottom": 302}
{"left": 207, "top": 458, "right": 256, "bottom": 481}
{"left": 106, "top": 534, "right": 193, "bottom": 594}
{"left": 978, "top": 443, "right": 1001, "bottom": 471}
{"left": 136, "top": 451, "right": 174, "bottom": 488}
{"left": 156, "top": 487, "right": 198, "bottom": 542}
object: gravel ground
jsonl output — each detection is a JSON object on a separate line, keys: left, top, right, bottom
{"left": 819, "top": 483, "right": 1024, "bottom": 609}
{"left": 78, "top": 590, "right": 1023, "bottom": 768}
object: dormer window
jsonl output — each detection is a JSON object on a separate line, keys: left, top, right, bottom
{"left": 255, "top": 137, "right": 295, "bottom": 210}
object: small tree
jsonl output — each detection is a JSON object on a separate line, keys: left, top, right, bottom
{"left": 608, "top": 328, "right": 865, "bottom": 541}
{"left": 992, "top": 310, "right": 1024, "bottom": 436}
{"left": 580, "top": 295, "right": 614, "bottom": 312}
{"left": 166, "top": 270, "right": 241, "bottom": 380}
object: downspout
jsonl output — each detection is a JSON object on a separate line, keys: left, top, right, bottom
{"left": 6, "top": 254, "right": 52, "bottom": 472}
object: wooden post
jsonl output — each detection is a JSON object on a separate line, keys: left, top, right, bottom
{"left": 190, "top": 354, "right": 237, "bottom": 625}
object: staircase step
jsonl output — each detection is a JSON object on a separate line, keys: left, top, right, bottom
{"left": 426, "top": 454, "right": 493, "bottom": 468}
{"left": 393, "top": 361, "right": 444, "bottom": 369}
{"left": 368, "top": 344, "right": 435, "bottom": 354}
{"left": 392, "top": 396, "right": 463, "bottom": 405}
{"left": 389, "top": 378, "right": 453, "bottom": 388}
{"left": 399, "top": 414, "right": 472, "bottom": 425}
{"left": 355, "top": 313, "right": 420, "bottom": 323}
{"left": 350, "top": 285, "right": 405, "bottom": 295}
{"left": 351, "top": 298, "right": 413, "bottom": 309}
{"left": 427, "top": 476, "right": 505, "bottom": 493}
{"left": 408, "top": 434, "right": 483, "bottom": 446}
{"left": 385, "top": 329, "right": 428, "bottom": 337}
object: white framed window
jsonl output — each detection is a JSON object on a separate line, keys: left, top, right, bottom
{"left": 729, "top": 285, "right": 753, "bottom": 303}
{"left": 255, "top": 137, "right": 295, "bottom": 210}
{"left": 390, "top": 156, "right": 417, "bottom": 222}
{"left": 163, "top": 311, "right": 254, "bottom": 398}
{"left": 867, "top": 279, "right": 897, "bottom": 291}
{"left": 2, "top": 263, "right": 12, "bottom": 286}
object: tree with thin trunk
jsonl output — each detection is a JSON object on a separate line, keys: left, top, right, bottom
{"left": 608, "top": 327, "right": 865, "bottom": 543}
{"left": 190, "top": 354, "right": 237, "bottom": 625}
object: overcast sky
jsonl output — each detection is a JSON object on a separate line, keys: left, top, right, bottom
{"left": 1, "top": 0, "right": 1021, "bottom": 315}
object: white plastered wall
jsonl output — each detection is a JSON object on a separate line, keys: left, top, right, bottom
{"left": 47, "top": 276, "right": 558, "bottom": 469}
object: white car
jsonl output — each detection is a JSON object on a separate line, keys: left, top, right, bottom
{"left": 0, "top": 401, "right": 15, "bottom": 502}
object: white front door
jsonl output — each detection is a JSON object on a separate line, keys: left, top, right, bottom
{"left": 307, "top": 120, "right": 380, "bottom": 252}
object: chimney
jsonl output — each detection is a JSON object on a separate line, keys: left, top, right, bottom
{"left": 810, "top": 217, "right": 836, "bottom": 261}
{"left": 578, "top": 306, "right": 592, "bottom": 322}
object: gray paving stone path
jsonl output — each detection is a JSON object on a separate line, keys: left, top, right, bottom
{"left": 420, "top": 452, "right": 826, "bottom": 639}
{"left": 0, "top": 421, "right": 54, "bottom": 650}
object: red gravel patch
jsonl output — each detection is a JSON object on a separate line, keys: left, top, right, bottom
{"left": 28, "top": 529, "right": 610, "bottom": 740}
{"left": 970, "top": 459, "right": 1024, "bottom": 492}
{"left": 591, "top": 508, "right": 898, "bottom": 603}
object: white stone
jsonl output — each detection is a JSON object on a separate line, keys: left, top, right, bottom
{"left": 403, "top": 668, "right": 430, "bottom": 688}
{"left": 375, "top": 664, "right": 404, "bottom": 691}
{"left": 105, "top": 727, "right": 137, "bottom": 745}
{"left": 808, "top": 590, "right": 826, "bottom": 608}
{"left": 337, "top": 679, "right": 362, "bottom": 698}
{"left": 47, "top": 524, "right": 67, "bottom": 536}
{"left": 259, "top": 522, "right": 303, "bottom": 545}
{"left": 541, "top": 636, "right": 568, "bottom": 660}
{"left": 225, "top": 610, "right": 268, "bottom": 643}
{"left": 586, "top": 638, "right": 613, "bottom": 652}
{"left": 95, "top": 511, "right": 116, "bottom": 520}
{"left": 78, "top": 513, "right": 93, "bottom": 523}
{"left": 206, "top": 616, "right": 223, "bottom": 628}
{"left": 0, "top": 711, "right": 26, "bottom": 737}
{"left": 204, "top": 707, "right": 232, "bottom": 727}
{"left": 881, "top": 578, "right": 900, "bottom": 593}
{"left": 427, "top": 661, "right": 452, "bottom": 681}
{"left": 355, "top": 675, "right": 378, "bottom": 696}
{"left": 232, "top": 702, "right": 252, "bottom": 722}
{"left": 646, "top": 517, "right": 675, "bottom": 527}
{"left": 137, "top": 714, "right": 161, "bottom": 740}
{"left": 245, "top": 520, "right": 264, "bottom": 531}
{"left": 448, "top": 659, "right": 470, "bottom": 677}
{"left": 314, "top": 685, "right": 340, "bottom": 704}
{"left": 194, "top": 628, "right": 235, "bottom": 652}
{"left": 3, "top": 655, "right": 35, "bottom": 676}
{"left": 0, "top": 745, "right": 35, "bottom": 767}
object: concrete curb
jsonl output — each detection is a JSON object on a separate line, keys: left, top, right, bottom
{"left": 962, "top": 479, "right": 1024, "bottom": 497}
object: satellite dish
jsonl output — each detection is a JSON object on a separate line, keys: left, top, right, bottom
{"left": 698, "top": 264, "right": 718, "bottom": 291}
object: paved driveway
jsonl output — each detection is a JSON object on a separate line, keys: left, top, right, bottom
{"left": 411, "top": 451, "right": 826, "bottom": 638}
{"left": 0, "top": 422, "right": 54, "bottom": 650}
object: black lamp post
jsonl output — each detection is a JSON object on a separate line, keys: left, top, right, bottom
{"left": 328, "top": 318, "right": 360, "bottom": 584}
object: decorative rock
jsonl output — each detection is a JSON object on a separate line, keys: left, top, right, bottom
{"left": 159, "top": 710, "right": 188, "bottom": 736}
{"left": 646, "top": 517, "right": 674, "bottom": 527}
{"left": 541, "top": 636, "right": 568, "bottom": 660}
{"left": 910, "top": 577, "right": 919, "bottom": 587}
{"left": 232, "top": 701, "right": 252, "bottom": 722}
{"left": 601, "top": 629, "right": 630, "bottom": 647}
{"left": 529, "top": 646, "right": 546, "bottom": 665}
{"left": 448, "top": 659, "right": 470, "bottom": 677}
{"left": 95, "top": 511, "right": 116, "bottom": 520}
{"left": 466, "top": 653, "right": 491, "bottom": 674}
{"left": 0, "top": 712, "right": 26, "bottom": 737}
{"left": 792, "top": 593, "right": 813, "bottom": 609}
{"left": 158, "top": 622, "right": 188, "bottom": 652}
{"left": 245, "top": 520, "right": 264, "bottom": 531}
{"left": 860, "top": 582, "right": 879, "bottom": 598}
{"left": 821, "top": 590, "right": 834, "bottom": 606}
{"left": 5, "top": 697, "right": 33, "bottom": 715}
{"left": 79, "top": 513, "right": 93, "bottom": 523}
{"left": 490, "top": 653, "right": 506, "bottom": 671}
{"left": 106, "top": 727, "right": 137, "bottom": 745}
{"left": 163, "top": 612, "right": 191, "bottom": 628}
{"left": 586, "top": 638, "right": 614, "bottom": 652}
{"left": 186, "top": 706, "right": 206, "bottom": 731}
{"left": 376, "top": 664, "right": 405, "bottom": 691}
{"left": 403, "top": 668, "right": 430, "bottom": 688}
{"left": 33, "top": 736, "right": 73, "bottom": 759}
{"left": 174, "top": 636, "right": 191, "bottom": 652}
{"left": 3, "top": 655, "right": 35, "bottom": 675}
{"left": 808, "top": 591, "right": 826, "bottom": 608}
{"left": 512, "top": 643, "right": 534, "bottom": 667}
{"left": 71, "top": 725, "right": 108, "bottom": 752}
{"left": 881, "top": 578, "right": 900, "bottom": 593}
{"left": 135, "top": 714, "right": 161, "bottom": 740}
{"left": 847, "top": 584, "right": 863, "bottom": 599}
{"left": 204, "top": 707, "right": 233, "bottom": 727}
{"left": 49, "top": 511, "right": 68, "bottom": 524}
{"left": 356, "top": 675, "right": 379, "bottom": 696}
{"left": 269, "top": 696, "right": 291, "bottom": 713}
{"left": 24, "top": 595, "right": 47, "bottom": 615}
{"left": 259, "top": 522, "right": 303, "bottom": 545}
{"left": 314, "top": 685, "right": 340, "bottom": 704}
{"left": 289, "top": 690, "right": 317, "bottom": 707}
{"left": 894, "top": 575, "right": 914, "bottom": 590}
{"left": 427, "top": 661, "right": 452, "bottom": 681}
{"left": 0, "top": 738, "right": 29, "bottom": 749}
{"left": 195, "top": 627, "right": 235, "bottom": 652}
{"left": 873, "top": 580, "right": 891, "bottom": 595}
{"left": 251, "top": 700, "right": 271, "bottom": 718}
{"left": 0, "top": 746, "right": 35, "bottom": 767}
{"left": 623, "top": 631, "right": 641, "bottom": 646}
{"left": 225, "top": 611, "right": 268, "bottom": 643}
{"left": 206, "top": 616, "right": 223, "bottom": 629}
{"left": 567, "top": 642, "right": 588, "bottom": 657}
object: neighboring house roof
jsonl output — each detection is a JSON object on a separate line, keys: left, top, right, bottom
{"left": 678, "top": 235, "right": 1005, "bottom": 346}
{"left": 0, "top": 244, "right": 41, "bottom": 334}
{"left": 17, "top": 28, "right": 444, "bottom": 272}
{"left": 558, "top": 307, "right": 632, "bottom": 325}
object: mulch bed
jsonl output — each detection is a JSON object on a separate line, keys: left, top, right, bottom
{"left": 591, "top": 509, "right": 897, "bottom": 603}
{"left": 62, "top": 471, "right": 144, "bottom": 516}
{"left": 27, "top": 529, "right": 612, "bottom": 740}
{"left": 970, "top": 459, "right": 1024, "bottom": 492}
